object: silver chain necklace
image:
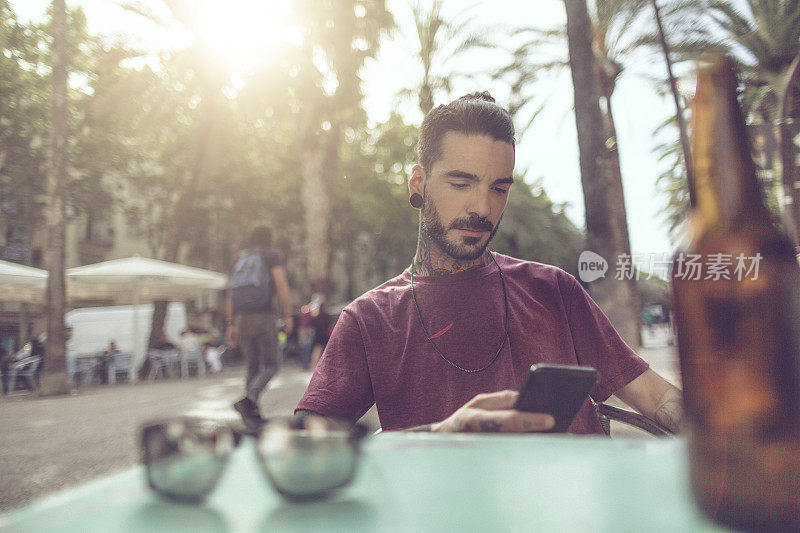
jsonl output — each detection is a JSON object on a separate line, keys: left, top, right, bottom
{"left": 409, "top": 252, "right": 509, "bottom": 373}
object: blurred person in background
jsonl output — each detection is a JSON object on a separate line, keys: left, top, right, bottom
{"left": 227, "top": 224, "right": 293, "bottom": 428}
{"left": 179, "top": 329, "right": 201, "bottom": 355}
{"left": 98, "top": 339, "right": 121, "bottom": 384}
{"left": 300, "top": 293, "right": 330, "bottom": 370}
{"left": 200, "top": 327, "right": 224, "bottom": 374}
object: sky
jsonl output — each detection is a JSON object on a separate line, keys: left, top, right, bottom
{"left": 11, "top": 0, "right": 684, "bottom": 258}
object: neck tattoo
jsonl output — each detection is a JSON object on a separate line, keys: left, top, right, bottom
{"left": 410, "top": 235, "right": 490, "bottom": 276}
{"left": 410, "top": 252, "right": 509, "bottom": 373}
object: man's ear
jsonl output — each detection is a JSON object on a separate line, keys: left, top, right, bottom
{"left": 409, "top": 164, "right": 425, "bottom": 197}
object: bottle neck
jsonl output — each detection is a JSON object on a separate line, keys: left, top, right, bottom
{"left": 691, "top": 56, "right": 772, "bottom": 237}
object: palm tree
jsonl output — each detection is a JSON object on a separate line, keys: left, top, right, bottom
{"left": 564, "top": 0, "right": 642, "bottom": 347}
{"left": 40, "top": 0, "right": 70, "bottom": 396}
{"left": 705, "top": 0, "right": 800, "bottom": 233}
{"left": 703, "top": 0, "right": 800, "bottom": 121}
{"left": 500, "top": 0, "right": 657, "bottom": 133}
{"left": 654, "top": 0, "right": 800, "bottom": 237}
{"left": 405, "top": 0, "right": 496, "bottom": 114}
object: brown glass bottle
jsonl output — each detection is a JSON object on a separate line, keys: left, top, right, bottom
{"left": 671, "top": 56, "right": 800, "bottom": 531}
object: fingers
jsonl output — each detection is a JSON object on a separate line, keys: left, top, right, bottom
{"left": 435, "top": 390, "right": 556, "bottom": 433}
{"left": 458, "top": 409, "right": 555, "bottom": 433}
{"left": 466, "top": 390, "right": 519, "bottom": 410}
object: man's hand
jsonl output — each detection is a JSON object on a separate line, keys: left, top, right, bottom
{"left": 226, "top": 324, "right": 238, "bottom": 348}
{"left": 431, "top": 390, "right": 555, "bottom": 433}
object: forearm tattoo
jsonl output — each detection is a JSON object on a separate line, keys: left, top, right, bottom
{"left": 654, "top": 396, "right": 683, "bottom": 433}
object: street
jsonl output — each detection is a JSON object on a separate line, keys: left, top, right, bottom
{"left": 0, "top": 328, "right": 678, "bottom": 512}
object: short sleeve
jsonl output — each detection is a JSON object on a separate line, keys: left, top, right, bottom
{"left": 295, "top": 308, "right": 375, "bottom": 421}
{"left": 262, "top": 248, "right": 284, "bottom": 269}
{"left": 563, "top": 273, "right": 649, "bottom": 401}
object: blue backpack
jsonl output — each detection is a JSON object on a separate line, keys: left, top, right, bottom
{"left": 230, "top": 250, "right": 272, "bottom": 314}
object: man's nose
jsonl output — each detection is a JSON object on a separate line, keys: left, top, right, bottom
{"left": 467, "top": 189, "right": 491, "bottom": 218}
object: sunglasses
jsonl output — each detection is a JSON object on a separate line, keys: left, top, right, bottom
{"left": 140, "top": 416, "right": 369, "bottom": 502}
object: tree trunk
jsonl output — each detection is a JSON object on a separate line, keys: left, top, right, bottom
{"left": 301, "top": 111, "right": 335, "bottom": 286}
{"left": 779, "top": 51, "right": 800, "bottom": 243}
{"left": 146, "top": 93, "right": 216, "bottom": 358}
{"left": 420, "top": 81, "right": 434, "bottom": 115}
{"left": 564, "top": 0, "right": 641, "bottom": 348}
{"left": 650, "top": 0, "right": 695, "bottom": 205}
{"left": 40, "top": 0, "right": 69, "bottom": 396}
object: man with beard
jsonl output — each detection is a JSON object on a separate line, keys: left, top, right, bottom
{"left": 296, "top": 92, "right": 682, "bottom": 434}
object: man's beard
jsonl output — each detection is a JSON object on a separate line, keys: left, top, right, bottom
{"left": 420, "top": 196, "right": 501, "bottom": 261}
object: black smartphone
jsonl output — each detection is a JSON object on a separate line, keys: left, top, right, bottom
{"left": 513, "top": 364, "right": 599, "bottom": 433}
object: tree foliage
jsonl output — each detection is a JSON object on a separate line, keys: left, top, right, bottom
{"left": 403, "top": 0, "right": 497, "bottom": 114}
{"left": 2, "top": 0, "right": 585, "bottom": 312}
{"left": 653, "top": 0, "right": 800, "bottom": 238}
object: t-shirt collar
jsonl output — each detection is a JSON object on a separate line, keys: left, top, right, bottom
{"left": 401, "top": 253, "right": 502, "bottom": 285}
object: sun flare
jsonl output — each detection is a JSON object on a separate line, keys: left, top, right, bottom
{"left": 192, "top": 0, "right": 299, "bottom": 71}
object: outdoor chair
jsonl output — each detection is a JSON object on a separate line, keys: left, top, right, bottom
{"left": 69, "top": 356, "right": 99, "bottom": 387}
{"left": 180, "top": 348, "right": 205, "bottom": 379}
{"left": 148, "top": 349, "right": 181, "bottom": 380}
{"left": 7, "top": 355, "right": 42, "bottom": 394}
{"left": 107, "top": 352, "right": 135, "bottom": 384}
{"left": 595, "top": 401, "right": 674, "bottom": 437}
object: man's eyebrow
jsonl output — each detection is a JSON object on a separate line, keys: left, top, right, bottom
{"left": 443, "top": 170, "right": 515, "bottom": 186}
{"left": 443, "top": 169, "right": 479, "bottom": 180}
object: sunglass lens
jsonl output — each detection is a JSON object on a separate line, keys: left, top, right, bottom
{"left": 257, "top": 422, "right": 359, "bottom": 499}
{"left": 143, "top": 421, "right": 232, "bottom": 501}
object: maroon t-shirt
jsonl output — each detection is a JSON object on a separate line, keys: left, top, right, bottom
{"left": 296, "top": 254, "right": 648, "bottom": 433}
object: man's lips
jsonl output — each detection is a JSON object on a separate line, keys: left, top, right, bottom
{"left": 456, "top": 228, "right": 488, "bottom": 236}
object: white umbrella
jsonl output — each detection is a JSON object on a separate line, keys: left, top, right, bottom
{"left": 67, "top": 256, "right": 227, "bottom": 368}
{"left": 0, "top": 260, "right": 48, "bottom": 303}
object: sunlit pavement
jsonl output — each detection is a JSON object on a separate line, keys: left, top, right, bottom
{"left": 0, "top": 335, "right": 677, "bottom": 512}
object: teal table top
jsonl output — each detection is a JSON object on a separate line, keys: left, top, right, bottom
{"left": 0, "top": 433, "right": 727, "bottom": 532}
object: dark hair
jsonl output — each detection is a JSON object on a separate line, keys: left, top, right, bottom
{"left": 417, "top": 91, "right": 515, "bottom": 175}
{"left": 249, "top": 225, "right": 272, "bottom": 247}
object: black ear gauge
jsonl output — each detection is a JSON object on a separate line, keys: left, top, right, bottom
{"left": 409, "top": 193, "right": 423, "bottom": 209}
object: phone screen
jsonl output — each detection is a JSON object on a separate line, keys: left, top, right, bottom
{"left": 513, "top": 364, "right": 599, "bottom": 432}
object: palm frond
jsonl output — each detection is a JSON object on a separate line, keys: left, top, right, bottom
{"left": 115, "top": 0, "right": 170, "bottom": 28}
{"left": 707, "top": 0, "right": 755, "bottom": 39}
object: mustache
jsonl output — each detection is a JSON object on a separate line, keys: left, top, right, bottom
{"left": 448, "top": 215, "right": 494, "bottom": 232}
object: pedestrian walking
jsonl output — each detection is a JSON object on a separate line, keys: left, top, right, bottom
{"left": 227, "top": 224, "right": 293, "bottom": 428}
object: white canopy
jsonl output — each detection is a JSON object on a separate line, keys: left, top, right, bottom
{"left": 0, "top": 260, "right": 48, "bottom": 303}
{"left": 66, "top": 256, "right": 228, "bottom": 368}
{"left": 67, "top": 255, "right": 227, "bottom": 300}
